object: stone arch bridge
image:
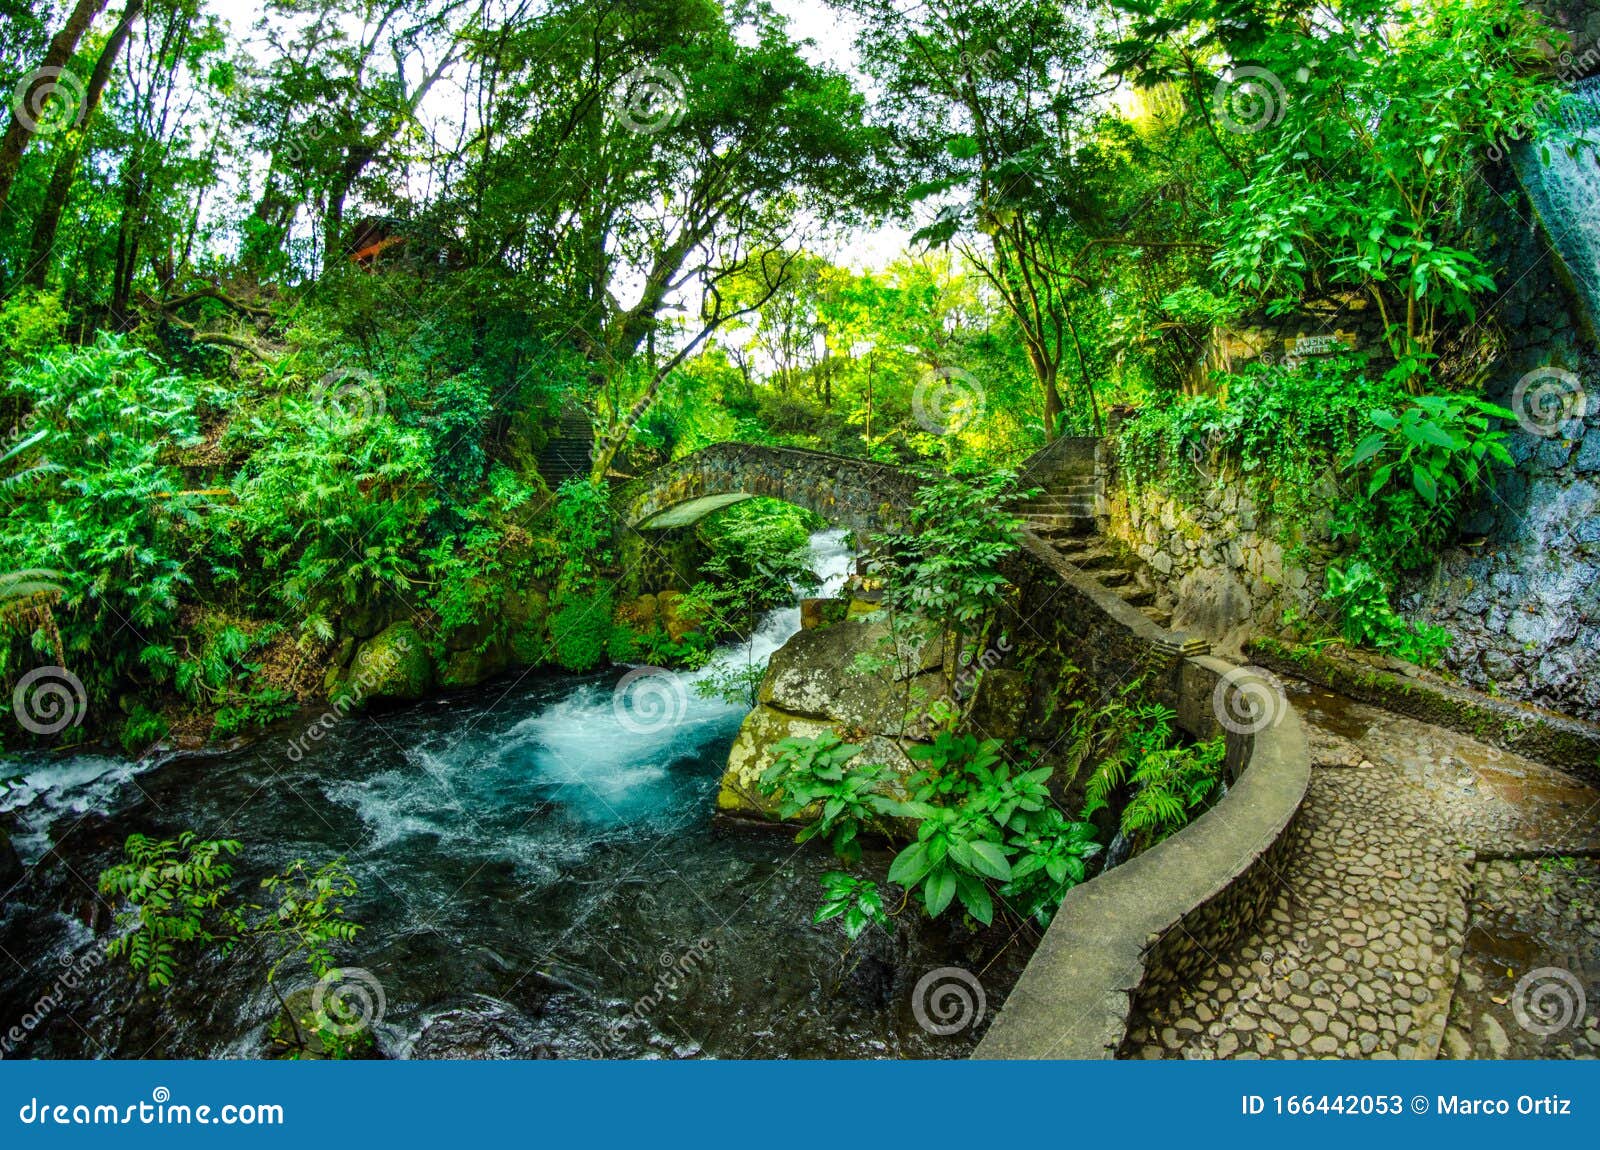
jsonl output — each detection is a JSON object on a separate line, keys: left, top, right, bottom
{"left": 616, "top": 442, "right": 925, "bottom": 535}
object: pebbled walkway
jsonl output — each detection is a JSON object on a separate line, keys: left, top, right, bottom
{"left": 1124, "top": 682, "right": 1600, "bottom": 1060}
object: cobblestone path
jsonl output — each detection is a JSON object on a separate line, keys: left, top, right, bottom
{"left": 1124, "top": 681, "right": 1600, "bottom": 1059}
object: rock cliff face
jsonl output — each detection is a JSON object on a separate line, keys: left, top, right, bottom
{"left": 1104, "top": 143, "right": 1600, "bottom": 719}
{"left": 717, "top": 614, "right": 946, "bottom": 819}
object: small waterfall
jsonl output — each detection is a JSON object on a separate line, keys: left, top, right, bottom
{"left": 1511, "top": 76, "right": 1600, "bottom": 335}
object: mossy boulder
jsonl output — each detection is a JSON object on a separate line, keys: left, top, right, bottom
{"left": 656, "top": 590, "right": 698, "bottom": 642}
{"left": 440, "top": 644, "right": 512, "bottom": 689}
{"left": 758, "top": 615, "right": 944, "bottom": 733}
{"left": 717, "top": 615, "right": 944, "bottom": 821}
{"left": 718, "top": 706, "right": 907, "bottom": 820}
{"left": 326, "top": 621, "right": 434, "bottom": 703}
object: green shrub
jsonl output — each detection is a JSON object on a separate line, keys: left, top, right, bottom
{"left": 1323, "top": 560, "right": 1451, "bottom": 666}
{"left": 550, "top": 587, "right": 614, "bottom": 672}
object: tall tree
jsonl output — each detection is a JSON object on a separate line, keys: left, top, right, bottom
{"left": 0, "top": 0, "right": 109, "bottom": 228}
{"left": 23, "top": 0, "right": 145, "bottom": 285}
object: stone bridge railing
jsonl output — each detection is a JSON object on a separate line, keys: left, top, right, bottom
{"left": 616, "top": 442, "right": 923, "bottom": 535}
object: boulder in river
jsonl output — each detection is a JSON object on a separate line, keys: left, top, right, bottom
{"left": 325, "top": 620, "right": 434, "bottom": 703}
{"left": 718, "top": 615, "right": 948, "bottom": 820}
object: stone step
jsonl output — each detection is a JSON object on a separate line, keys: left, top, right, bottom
{"left": 1049, "top": 548, "right": 1122, "bottom": 571}
{"left": 1139, "top": 605, "right": 1174, "bottom": 628}
{"left": 1094, "top": 567, "right": 1135, "bottom": 588}
{"left": 1019, "top": 496, "right": 1098, "bottom": 512}
{"left": 1113, "top": 584, "right": 1156, "bottom": 607}
{"left": 1024, "top": 517, "right": 1097, "bottom": 536}
{"left": 1024, "top": 502, "right": 1100, "bottom": 518}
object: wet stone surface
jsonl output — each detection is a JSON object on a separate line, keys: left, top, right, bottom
{"left": 1124, "top": 683, "right": 1600, "bottom": 1060}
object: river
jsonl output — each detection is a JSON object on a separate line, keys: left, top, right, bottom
{"left": 0, "top": 531, "right": 1029, "bottom": 1059}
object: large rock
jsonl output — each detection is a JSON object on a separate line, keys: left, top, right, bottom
{"left": 759, "top": 616, "right": 945, "bottom": 732}
{"left": 717, "top": 616, "right": 947, "bottom": 820}
{"left": 326, "top": 621, "right": 433, "bottom": 703}
{"left": 718, "top": 706, "right": 909, "bottom": 820}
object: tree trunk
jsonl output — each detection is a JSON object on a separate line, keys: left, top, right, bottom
{"left": 0, "top": 0, "right": 109, "bottom": 224}
{"left": 24, "top": 0, "right": 143, "bottom": 288}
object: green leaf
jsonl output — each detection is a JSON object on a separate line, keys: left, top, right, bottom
{"left": 966, "top": 839, "right": 1013, "bottom": 881}
{"left": 923, "top": 867, "right": 957, "bottom": 917}
{"left": 888, "top": 841, "right": 934, "bottom": 886}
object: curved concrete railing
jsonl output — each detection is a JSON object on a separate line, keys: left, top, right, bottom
{"left": 975, "top": 534, "right": 1312, "bottom": 1059}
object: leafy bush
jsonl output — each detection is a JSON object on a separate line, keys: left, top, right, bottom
{"left": 1076, "top": 683, "right": 1227, "bottom": 854}
{"left": 549, "top": 586, "right": 614, "bottom": 672}
{"left": 1323, "top": 560, "right": 1451, "bottom": 665}
{"left": 1338, "top": 394, "right": 1513, "bottom": 572}
{"left": 814, "top": 872, "right": 889, "bottom": 941}
{"left": 759, "top": 732, "right": 897, "bottom": 863}
{"left": 758, "top": 728, "right": 1100, "bottom": 929}
{"left": 0, "top": 336, "right": 206, "bottom": 706}
{"left": 98, "top": 833, "right": 367, "bottom": 1058}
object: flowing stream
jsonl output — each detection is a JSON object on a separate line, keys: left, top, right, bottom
{"left": 0, "top": 530, "right": 1028, "bottom": 1059}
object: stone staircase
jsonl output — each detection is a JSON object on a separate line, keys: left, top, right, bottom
{"left": 1016, "top": 437, "right": 1174, "bottom": 629}
{"left": 536, "top": 404, "right": 594, "bottom": 489}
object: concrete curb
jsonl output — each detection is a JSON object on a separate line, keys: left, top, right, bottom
{"left": 976, "top": 650, "right": 1312, "bottom": 1058}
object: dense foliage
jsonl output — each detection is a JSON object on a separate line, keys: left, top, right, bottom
{"left": 0, "top": 0, "right": 1572, "bottom": 949}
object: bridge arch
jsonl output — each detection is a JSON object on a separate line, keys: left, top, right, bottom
{"left": 616, "top": 443, "right": 922, "bottom": 536}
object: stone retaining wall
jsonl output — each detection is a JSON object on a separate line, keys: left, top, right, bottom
{"left": 975, "top": 536, "right": 1312, "bottom": 1059}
